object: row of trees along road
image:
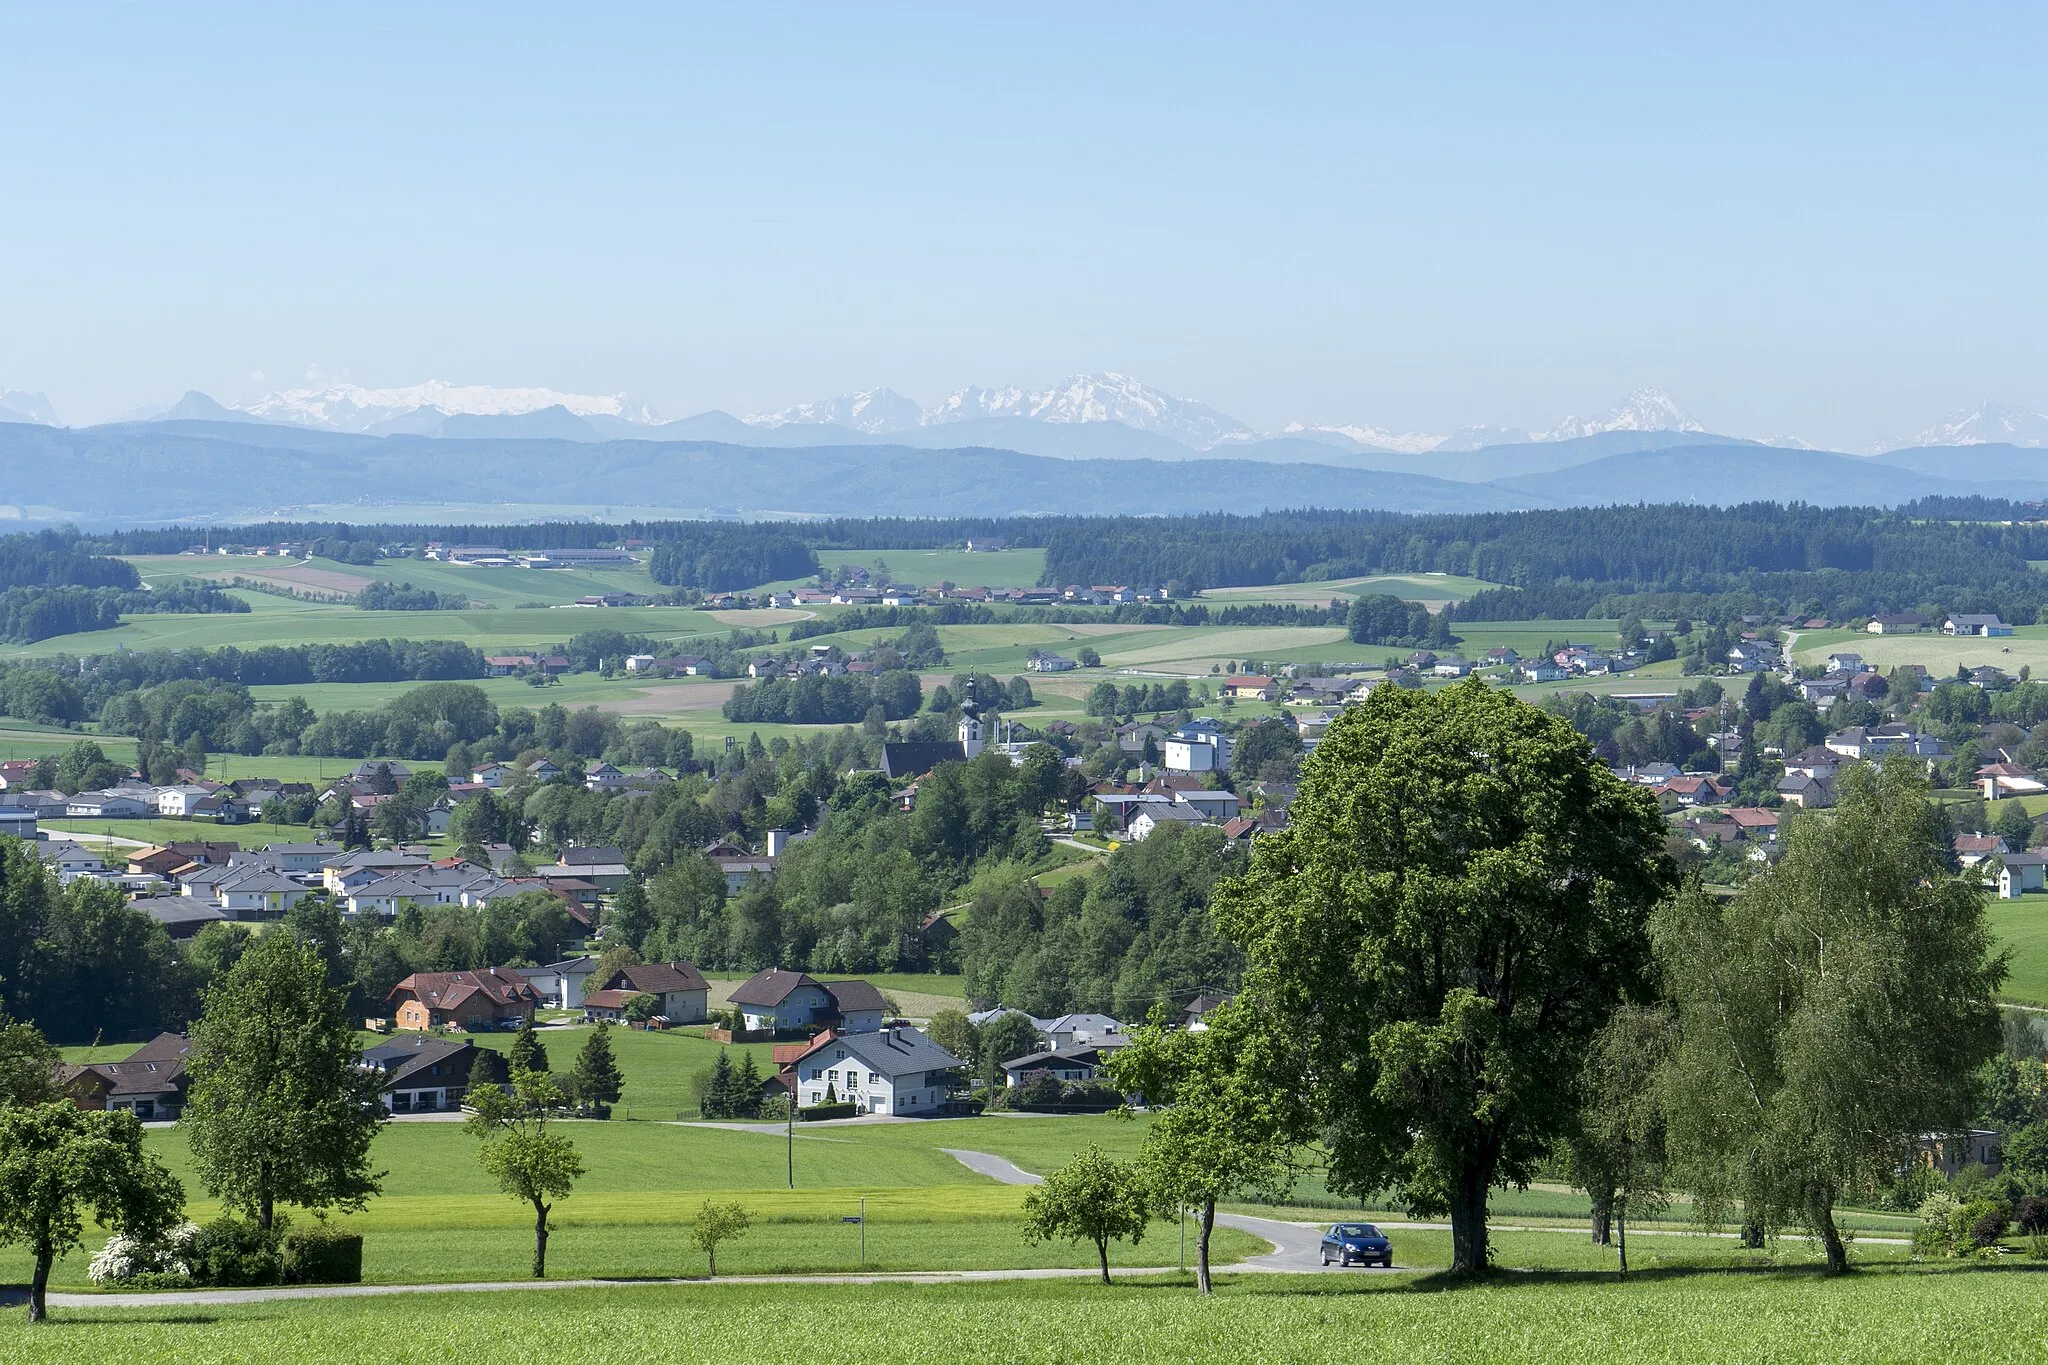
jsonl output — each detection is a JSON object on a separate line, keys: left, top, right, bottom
{"left": 1089, "top": 680, "right": 2005, "bottom": 1287}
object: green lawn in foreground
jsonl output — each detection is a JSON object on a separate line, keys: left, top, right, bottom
{"left": 12, "top": 1261, "right": 2042, "bottom": 1363}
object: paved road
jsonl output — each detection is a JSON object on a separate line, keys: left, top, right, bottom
{"left": 939, "top": 1148, "right": 1374, "bottom": 1274}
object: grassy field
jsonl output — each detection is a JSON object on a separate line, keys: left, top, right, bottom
{"left": 813, "top": 548, "right": 1049, "bottom": 590}
{"left": 1990, "top": 899, "right": 2048, "bottom": 1006}
{"left": 37, "top": 817, "right": 341, "bottom": 856}
{"left": 1793, "top": 626, "right": 2047, "bottom": 675}
{"left": 0, "top": 1112, "right": 1257, "bottom": 1288}
{"left": 244, "top": 673, "right": 734, "bottom": 721}
{"left": 14, "top": 1254, "right": 2046, "bottom": 1362}
{"left": 0, "top": 596, "right": 797, "bottom": 661}
{"left": 127, "top": 553, "right": 676, "bottom": 609}
{"left": 1199, "top": 573, "right": 1499, "bottom": 610}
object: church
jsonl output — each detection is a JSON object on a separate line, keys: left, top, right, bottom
{"left": 880, "top": 683, "right": 987, "bottom": 781}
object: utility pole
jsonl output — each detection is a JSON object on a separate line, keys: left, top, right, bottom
{"left": 786, "top": 1078, "right": 795, "bottom": 1189}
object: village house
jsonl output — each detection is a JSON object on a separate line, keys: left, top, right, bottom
{"left": 1128, "top": 803, "right": 1209, "bottom": 840}
{"left": 386, "top": 967, "right": 541, "bottom": 1032}
{"left": 727, "top": 969, "right": 889, "bottom": 1035}
{"left": 1946, "top": 614, "right": 2016, "bottom": 637}
{"left": 1979, "top": 763, "right": 2048, "bottom": 801}
{"left": 63, "top": 1033, "right": 193, "bottom": 1122}
{"left": 790, "top": 1026, "right": 963, "bottom": 1115}
{"left": 579, "top": 960, "right": 710, "bottom": 1025}
{"left": 1777, "top": 772, "right": 1833, "bottom": 809}
{"left": 2000, "top": 853, "right": 2048, "bottom": 900}
{"left": 516, "top": 955, "right": 601, "bottom": 1009}
{"left": 1222, "top": 675, "right": 1279, "bottom": 701}
{"left": 1954, "top": 833, "right": 2009, "bottom": 869}
{"left": 1864, "top": 613, "right": 1929, "bottom": 635}
{"left": 362, "top": 1036, "right": 485, "bottom": 1114}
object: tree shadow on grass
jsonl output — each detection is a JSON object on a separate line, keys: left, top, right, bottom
{"left": 26, "top": 1313, "right": 224, "bottom": 1326}
{"left": 1177, "top": 1255, "right": 2048, "bottom": 1299}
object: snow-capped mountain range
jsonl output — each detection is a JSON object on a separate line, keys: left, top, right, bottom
{"left": 13, "top": 374, "right": 2048, "bottom": 460}
{"left": 1893, "top": 400, "right": 2048, "bottom": 451}
{"left": 744, "top": 377, "right": 1716, "bottom": 454}
{"left": 234, "top": 379, "right": 659, "bottom": 432}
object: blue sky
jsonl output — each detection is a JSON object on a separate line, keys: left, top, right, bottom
{"left": 2, "top": 3, "right": 2044, "bottom": 446}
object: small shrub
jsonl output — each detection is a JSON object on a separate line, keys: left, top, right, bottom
{"left": 2017, "top": 1194, "right": 2048, "bottom": 1235}
{"left": 88, "top": 1223, "right": 199, "bottom": 1286}
{"left": 1913, "top": 1191, "right": 1964, "bottom": 1258}
{"left": 1881, "top": 1164, "right": 1948, "bottom": 1212}
{"left": 283, "top": 1224, "right": 364, "bottom": 1284}
{"left": 1013, "top": 1071, "right": 1064, "bottom": 1108}
{"left": 799, "top": 1101, "right": 857, "bottom": 1122}
{"left": 1966, "top": 1199, "right": 2012, "bottom": 1250}
{"left": 187, "top": 1215, "right": 287, "bottom": 1287}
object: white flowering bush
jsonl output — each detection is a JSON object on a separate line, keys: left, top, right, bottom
{"left": 87, "top": 1221, "right": 200, "bottom": 1285}
{"left": 1912, "top": 1192, "right": 1964, "bottom": 1259}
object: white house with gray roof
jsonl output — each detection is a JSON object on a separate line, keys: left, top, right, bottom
{"left": 792, "top": 1025, "right": 963, "bottom": 1115}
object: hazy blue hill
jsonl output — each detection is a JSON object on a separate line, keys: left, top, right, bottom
{"left": 0, "top": 423, "right": 1520, "bottom": 522}
{"left": 436, "top": 406, "right": 601, "bottom": 441}
{"left": 1436, "top": 430, "right": 1756, "bottom": 482}
{"left": 95, "top": 419, "right": 374, "bottom": 453}
{"left": 153, "top": 391, "right": 265, "bottom": 423}
{"left": 891, "top": 416, "right": 1199, "bottom": 462}
{"left": 1492, "top": 444, "right": 1967, "bottom": 507}
{"left": 1871, "top": 442, "right": 2048, "bottom": 482}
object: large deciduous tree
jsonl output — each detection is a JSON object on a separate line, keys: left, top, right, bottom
{"left": 0, "top": 1104, "right": 183, "bottom": 1322}
{"left": 1218, "top": 680, "right": 1674, "bottom": 1273}
{"left": 1655, "top": 757, "right": 2007, "bottom": 1274}
{"left": 183, "top": 932, "right": 386, "bottom": 1231}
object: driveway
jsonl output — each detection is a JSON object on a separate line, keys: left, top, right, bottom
{"left": 938, "top": 1148, "right": 1375, "bottom": 1274}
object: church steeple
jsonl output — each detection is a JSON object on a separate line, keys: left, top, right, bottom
{"left": 958, "top": 676, "right": 985, "bottom": 758}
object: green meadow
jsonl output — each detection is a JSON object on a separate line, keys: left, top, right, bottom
{"left": 14, "top": 1268, "right": 2038, "bottom": 1365}
{"left": 1198, "top": 572, "right": 1499, "bottom": 609}
{"left": 0, "top": 592, "right": 796, "bottom": 661}
{"left": 814, "top": 547, "right": 1049, "bottom": 589}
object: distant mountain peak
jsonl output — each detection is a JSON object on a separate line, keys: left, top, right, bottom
{"left": 926, "top": 372, "right": 1257, "bottom": 448}
{"left": 1888, "top": 399, "right": 2048, "bottom": 451}
{"left": 233, "top": 379, "right": 658, "bottom": 432}
{"left": 1538, "top": 387, "right": 1704, "bottom": 442}
{"left": 744, "top": 388, "right": 923, "bottom": 434}
{"left": 1276, "top": 421, "right": 1444, "bottom": 456}
{"left": 0, "top": 389, "right": 57, "bottom": 425}
{"left": 748, "top": 372, "right": 1259, "bottom": 449}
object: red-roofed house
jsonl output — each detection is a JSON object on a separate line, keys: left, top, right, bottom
{"left": 386, "top": 968, "right": 541, "bottom": 1032}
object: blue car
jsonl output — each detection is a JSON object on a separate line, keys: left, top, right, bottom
{"left": 1320, "top": 1222, "right": 1393, "bottom": 1268}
